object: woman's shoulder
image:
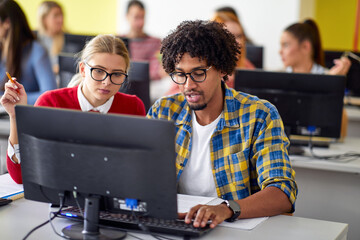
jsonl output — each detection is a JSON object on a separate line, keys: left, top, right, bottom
{"left": 35, "top": 87, "right": 78, "bottom": 106}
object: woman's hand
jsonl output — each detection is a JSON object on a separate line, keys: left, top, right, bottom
{"left": 0, "top": 79, "right": 27, "bottom": 119}
{"left": 328, "top": 56, "right": 352, "bottom": 76}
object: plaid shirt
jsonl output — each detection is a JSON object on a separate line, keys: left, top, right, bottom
{"left": 147, "top": 84, "right": 298, "bottom": 208}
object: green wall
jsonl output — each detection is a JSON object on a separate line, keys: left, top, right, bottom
{"left": 16, "top": 0, "right": 118, "bottom": 35}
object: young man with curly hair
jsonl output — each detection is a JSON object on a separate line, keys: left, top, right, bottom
{"left": 147, "top": 20, "right": 297, "bottom": 228}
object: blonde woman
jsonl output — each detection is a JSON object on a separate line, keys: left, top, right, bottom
{"left": 37, "top": 1, "right": 65, "bottom": 74}
{"left": 1, "top": 34, "right": 146, "bottom": 184}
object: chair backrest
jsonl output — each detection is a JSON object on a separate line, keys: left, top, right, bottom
{"left": 58, "top": 53, "right": 78, "bottom": 88}
{"left": 246, "top": 45, "right": 264, "bottom": 69}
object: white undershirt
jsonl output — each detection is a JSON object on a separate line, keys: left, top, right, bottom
{"left": 178, "top": 111, "right": 222, "bottom": 197}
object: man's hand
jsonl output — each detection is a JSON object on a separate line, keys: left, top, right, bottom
{"left": 178, "top": 203, "right": 233, "bottom": 228}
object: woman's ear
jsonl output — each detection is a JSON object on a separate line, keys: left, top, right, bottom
{"left": 301, "top": 40, "right": 312, "bottom": 54}
{"left": 3, "top": 18, "right": 11, "bottom": 31}
{"left": 79, "top": 62, "right": 86, "bottom": 78}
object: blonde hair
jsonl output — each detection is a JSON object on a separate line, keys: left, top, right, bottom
{"left": 70, "top": 34, "right": 130, "bottom": 87}
{"left": 37, "top": 1, "right": 64, "bottom": 55}
{"left": 212, "top": 11, "right": 246, "bottom": 68}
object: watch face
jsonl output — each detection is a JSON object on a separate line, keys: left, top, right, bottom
{"left": 226, "top": 200, "right": 241, "bottom": 222}
{"left": 229, "top": 200, "right": 241, "bottom": 212}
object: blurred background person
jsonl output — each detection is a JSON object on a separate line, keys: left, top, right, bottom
{"left": 0, "top": 0, "right": 56, "bottom": 105}
{"left": 123, "top": 0, "right": 163, "bottom": 81}
{"left": 37, "top": 0, "right": 65, "bottom": 75}
{"left": 280, "top": 19, "right": 351, "bottom": 75}
{"left": 279, "top": 18, "right": 350, "bottom": 139}
{"left": 215, "top": 6, "right": 254, "bottom": 46}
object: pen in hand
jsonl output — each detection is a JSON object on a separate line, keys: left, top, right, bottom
{"left": 5, "top": 72, "right": 19, "bottom": 93}
{"left": 6, "top": 72, "right": 15, "bottom": 84}
{"left": 6, "top": 72, "right": 19, "bottom": 96}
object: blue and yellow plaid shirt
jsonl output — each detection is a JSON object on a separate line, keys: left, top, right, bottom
{"left": 147, "top": 84, "right": 298, "bottom": 209}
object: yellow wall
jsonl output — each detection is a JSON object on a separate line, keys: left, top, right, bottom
{"left": 16, "top": 0, "right": 118, "bottom": 35}
{"left": 315, "top": 0, "right": 360, "bottom": 51}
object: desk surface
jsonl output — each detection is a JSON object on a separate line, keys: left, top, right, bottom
{"left": 290, "top": 137, "right": 360, "bottom": 174}
{"left": 0, "top": 198, "right": 348, "bottom": 240}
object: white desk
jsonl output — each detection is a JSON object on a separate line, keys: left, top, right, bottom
{"left": 290, "top": 137, "right": 360, "bottom": 240}
{"left": 0, "top": 198, "right": 348, "bottom": 240}
{"left": 345, "top": 105, "right": 360, "bottom": 137}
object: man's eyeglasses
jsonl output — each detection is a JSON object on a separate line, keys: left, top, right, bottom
{"left": 84, "top": 62, "right": 128, "bottom": 85}
{"left": 169, "top": 66, "right": 212, "bottom": 85}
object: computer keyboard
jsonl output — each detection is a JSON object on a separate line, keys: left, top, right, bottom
{"left": 59, "top": 207, "right": 213, "bottom": 238}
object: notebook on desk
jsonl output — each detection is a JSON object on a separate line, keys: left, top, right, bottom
{"left": 0, "top": 173, "right": 24, "bottom": 200}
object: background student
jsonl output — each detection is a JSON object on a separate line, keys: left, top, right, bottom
{"left": 279, "top": 19, "right": 351, "bottom": 75}
{"left": 0, "top": 34, "right": 146, "bottom": 184}
{"left": 147, "top": 20, "right": 297, "bottom": 228}
{"left": 123, "top": 0, "right": 163, "bottom": 81}
{"left": 37, "top": 0, "right": 65, "bottom": 75}
{"left": 0, "top": 0, "right": 57, "bottom": 105}
{"left": 279, "top": 18, "right": 350, "bottom": 138}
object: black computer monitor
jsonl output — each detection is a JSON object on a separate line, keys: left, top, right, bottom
{"left": 120, "top": 61, "right": 150, "bottom": 111}
{"left": 63, "top": 33, "right": 96, "bottom": 54}
{"left": 235, "top": 69, "right": 346, "bottom": 140}
{"left": 62, "top": 34, "right": 130, "bottom": 56}
{"left": 324, "top": 50, "right": 360, "bottom": 96}
{"left": 245, "top": 45, "right": 263, "bottom": 69}
{"left": 16, "top": 105, "right": 177, "bottom": 238}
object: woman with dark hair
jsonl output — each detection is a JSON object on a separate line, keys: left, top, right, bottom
{"left": 280, "top": 19, "right": 351, "bottom": 75}
{"left": 280, "top": 19, "right": 350, "bottom": 138}
{"left": 0, "top": 0, "right": 56, "bottom": 104}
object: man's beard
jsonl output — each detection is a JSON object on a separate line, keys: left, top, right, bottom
{"left": 188, "top": 103, "right": 207, "bottom": 111}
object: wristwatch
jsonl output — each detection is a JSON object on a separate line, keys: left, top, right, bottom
{"left": 222, "top": 200, "right": 241, "bottom": 222}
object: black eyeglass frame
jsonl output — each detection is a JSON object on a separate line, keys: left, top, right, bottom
{"left": 169, "top": 66, "right": 212, "bottom": 85}
{"left": 84, "top": 62, "right": 128, "bottom": 85}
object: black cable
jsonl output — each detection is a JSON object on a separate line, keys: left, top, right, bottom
{"left": 23, "top": 194, "right": 66, "bottom": 240}
{"left": 48, "top": 211, "right": 71, "bottom": 239}
{"left": 307, "top": 134, "right": 360, "bottom": 162}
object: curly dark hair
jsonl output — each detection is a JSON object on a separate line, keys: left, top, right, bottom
{"left": 160, "top": 20, "right": 241, "bottom": 81}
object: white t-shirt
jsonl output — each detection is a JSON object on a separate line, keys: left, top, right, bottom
{"left": 178, "top": 111, "right": 222, "bottom": 197}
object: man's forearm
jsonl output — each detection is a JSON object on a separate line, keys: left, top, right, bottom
{"left": 236, "top": 186, "right": 292, "bottom": 219}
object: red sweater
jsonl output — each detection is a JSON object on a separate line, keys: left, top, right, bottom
{"left": 7, "top": 86, "right": 146, "bottom": 184}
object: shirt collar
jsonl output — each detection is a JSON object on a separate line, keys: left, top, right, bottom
{"left": 77, "top": 82, "right": 114, "bottom": 114}
{"left": 174, "top": 82, "right": 239, "bottom": 130}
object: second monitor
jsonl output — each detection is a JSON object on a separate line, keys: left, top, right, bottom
{"left": 235, "top": 69, "right": 346, "bottom": 140}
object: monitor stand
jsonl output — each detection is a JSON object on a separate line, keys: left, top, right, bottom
{"left": 62, "top": 196, "right": 127, "bottom": 240}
